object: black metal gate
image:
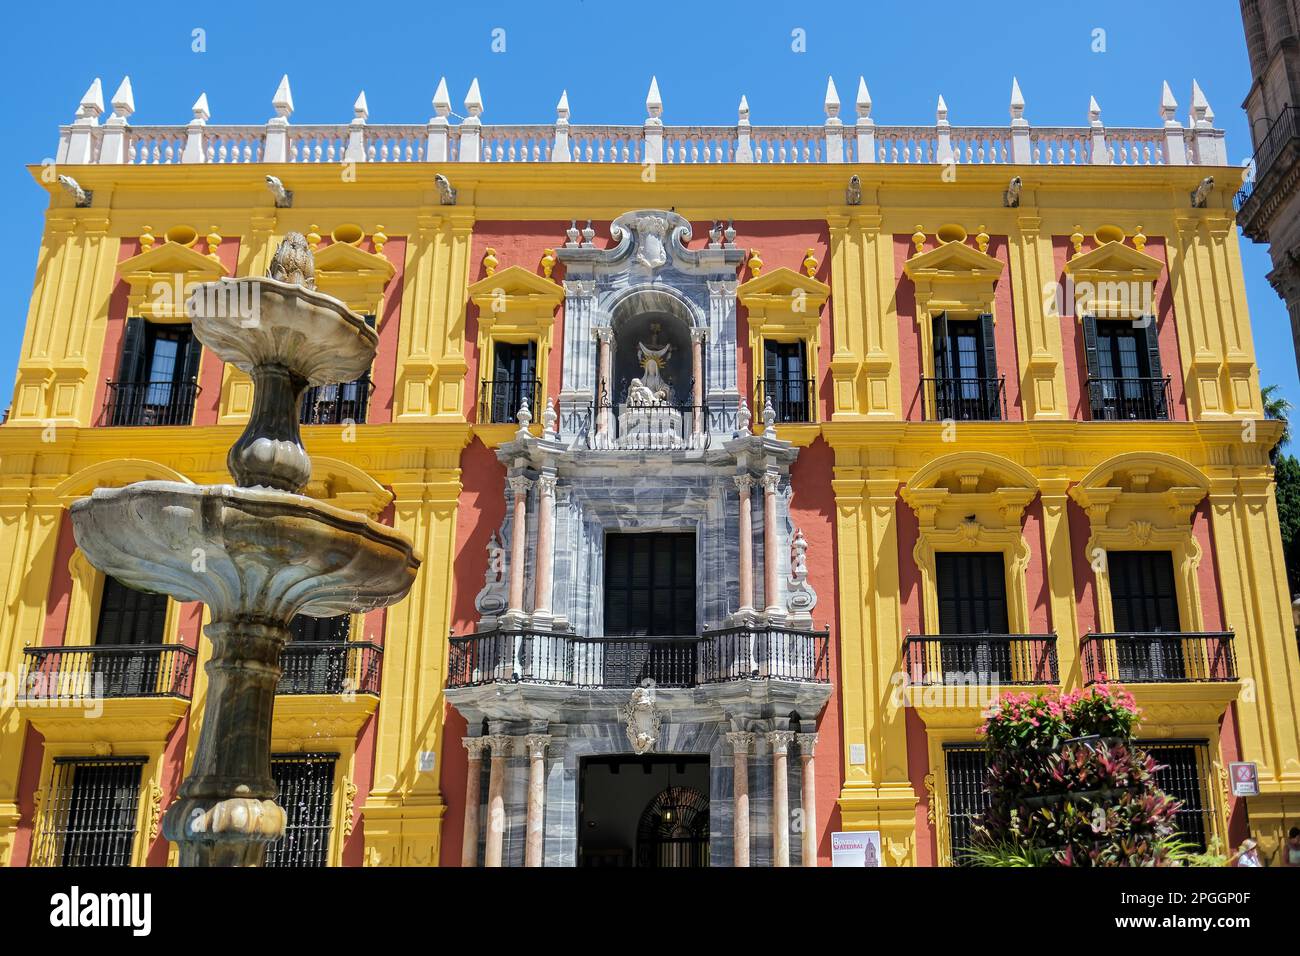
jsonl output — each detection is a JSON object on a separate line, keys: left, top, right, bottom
{"left": 1142, "top": 741, "right": 1213, "bottom": 850}
{"left": 36, "top": 757, "right": 145, "bottom": 867}
{"left": 944, "top": 745, "right": 991, "bottom": 866}
{"left": 265, "top": 753, "right": 338, "bottom": 867}
{"left": 635, "top": 785, "right": 710, "bottom": 868}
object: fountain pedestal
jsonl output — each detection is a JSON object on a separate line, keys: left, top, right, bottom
{"left": 70, "top": 235, "right": 420, "bottom": 866}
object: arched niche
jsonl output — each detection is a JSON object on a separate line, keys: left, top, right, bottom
{"left": 607, "top": 288, "right": 701, "bottom": 405}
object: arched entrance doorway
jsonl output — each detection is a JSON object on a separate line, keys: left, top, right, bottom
{"left": 577, "top": 754, "right": 710, "bottom": 866}
{"left": 636, "top": 785, "right": 710, "bottom": 867}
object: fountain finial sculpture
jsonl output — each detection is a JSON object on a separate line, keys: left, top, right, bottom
{"left": 70, "top": 235, "right": 420, "bottom": 866}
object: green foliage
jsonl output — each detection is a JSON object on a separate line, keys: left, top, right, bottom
{"left": 1274, "top": 454, "right": 1300, "bottom": 595}
{"left": 971, "top": 681, "right": 1202, "bottom": 867}
{"left": 1263, "top": 384, "right": 1293, "bottom": 456}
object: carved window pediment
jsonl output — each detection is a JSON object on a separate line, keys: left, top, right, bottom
{"left": 468, "top": 265, "right": 564, "bottom": 320}
{"left": 117, "top": 241, "right": 230, "bottom": 320}
{"left": 313, "top": 241, "right": 396, "bottom": 317}
{"left": 738, "top": 267, "right": 830, "bottom": 318}
{"left": 903, "top": 240, "right": 1004, "bottom": 313}
{"left": 1063, "top": 240, "right": 1163, "bottom": 284}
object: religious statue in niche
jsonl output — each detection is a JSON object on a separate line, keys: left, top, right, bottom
{"left": 618, "top": 323, "right": 686, "bottom": 448}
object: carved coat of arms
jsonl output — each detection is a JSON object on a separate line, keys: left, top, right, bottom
{"left": 624, "top": 684, "right": 662, "bottom": 754}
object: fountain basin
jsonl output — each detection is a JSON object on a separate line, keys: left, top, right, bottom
{"left": 186, "top": 276, "right": 377, "bottom": 386}
{"left": 69, "top": 481, "right": 420, "bottom": 620}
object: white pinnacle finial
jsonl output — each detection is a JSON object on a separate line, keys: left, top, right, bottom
{"left": 110, "top": 77, "right": 134, "bottom": 120}
{"left": 1010, "top": 77, "right": 1024, "bottom": 120}
{"left": 353, "top": 90, "right": 368, "bottom": 121}
{"left": 738, "top": 94, "right": 750, "bottom": 121}
{"left": 77, "top": 78, "right": 104, "bottom": 120}
{"left": 465, "top": 78, "right": 483, "bottom": 117}
{"left": 432, "top": 76, "right": 451, "bottom": 117}
{"left": 1190, "top": 79, "right": 1211, "bottom": 126}
{"left": 856, "top": 76, "right": 872, "bottom": 118}
{"left": 272, "top": 74, "right": 293, "bottom": 118}
{"left": 646, "top": 76, "right": 663, "bottom": 118}
{"left": 936, "top": 95, "right": 948, "bottom": 122}
{"left": 556, "top": 89, "right": 570, "bottom": 121}
{"left": 1089, "top": 95, "right": 1102, "bottom": 124}
{"left": 763, "top": 396, "right": 778, "bottom": 438}
{"left": 191, "top": 93, "right": 210, "bottom": 123}
{"left": 516, "top": 395, "right": 532, "bottom": 437}
{"left": 1160, "top": 81, "right": 1177, "bottom": 122}
{"left": 824, "top": 76, "right": 841, "bottom": 118}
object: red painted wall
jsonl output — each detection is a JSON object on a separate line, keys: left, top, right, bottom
{"left": 7, "top": 726, "right": 45, "bottom": 865}
{"left": 1067, "top": 491, "right": 1100, "bottom": 638}
{"left": 1052, "top": 236, "right": 1186, "bottom": 421}
{"left": 906, "top": 708, "right": 937, "bottom": 866}
{"left": 897, "top": 496, "right": 923, "bottom": 635}
{"left": 787, "top": 436, "right": 844, "bottom": 863}
{"left": 1023, "top": 495, "right": 1052, "bottom": 632}
{"left": 40, "top": 513, "right": 76, "bottom": 647}
{"left": 735, "top": 221, "right": 829, "bottom": 419}
{"left": 1192, "top": 501, "right": 1225, "bottom": 632}
{"left": 368, "top": 236, "right": 406, "bottom": 424}
{"left": 894, "top": 234, "right": 1022, "bottom": 421}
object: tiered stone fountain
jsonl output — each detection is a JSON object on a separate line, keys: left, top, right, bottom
{"left": 70, "top": 234, "right": 420, "bottom": 866}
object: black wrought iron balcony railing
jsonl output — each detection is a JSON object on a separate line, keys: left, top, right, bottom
{"left": 756, "top": 378, "right": 816, "bottom": 424}
{"left": 1081, "top": 632, "right": 1236, "bottom": 685}
{"left": 902, "top": 634, "right": 1059, "bottom": 686}
{"left": 277, "top": 641, "right": 383, "bottom": 696}
{"left": 920, "top": 376, "right": 1006, "bottom": 421}
{"left": 479, "top": 377, "right": 541, "bottom": 425}
{"left": 19, "top": 644, "right": 197, "bottom": 701}
{"left": 1086, "top": 376, "right": 1171, "bottom": 421}
{"left": 1235, "top": 107, "right": 1300, "bottom": 223}
{"left": 300, "top": 378, "right": 371, "bottom": 426}
{"left": 99, "top": 380, "right": 200, "bottom": 427}
{"left": 446, "top": 625, "right": 830, "bottom": 689}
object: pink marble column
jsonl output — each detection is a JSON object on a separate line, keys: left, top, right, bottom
{"left": 797, "top": 732, "right": 819, "bottom": 867}
{"left": 505, "top": 476, "right": 533, "bottom": 620}
{"left": 734, "top": 475, "right": 756, "bottom": 617}
{"left": 690, "top": 327, "right": 707, "bottom": 437}
{"left": 760, "top": 472, "right": 783, "bottom": 617}
{"left": 768, "top": 730, "right": 796, "bottom": 867}
{"left": 523, "top": 734, "right": 550, "bottom": 867}
{"left": 460, "top": 737, "right": 490, "bottom": 867}
{"left": 726, "top": 731, "right": 755, "bottom": 867}
{"left": 595, "top": 327, "right": 613, "bottom": 443}
{"left": 532, "top": 474, "right": 557, "bottom": 626}
{"left": 484, "top": 734, "right": 514, "bottom": 867}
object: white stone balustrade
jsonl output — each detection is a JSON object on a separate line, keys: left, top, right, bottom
{"left": 53, "top": 74, "right": 1229, "bottom": 167}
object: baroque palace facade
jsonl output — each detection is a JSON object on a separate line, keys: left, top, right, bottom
{"left": 0, "top": 73, "right": 1298, "bottom": 868}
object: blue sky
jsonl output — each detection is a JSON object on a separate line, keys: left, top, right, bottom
{"left": 1, "top": 0, "right": 1294, "bottom": 415}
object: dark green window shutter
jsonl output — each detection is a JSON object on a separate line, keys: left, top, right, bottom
{"left": 1140, "top": 317, "right": 1163, "bottom": 380}
{"left": 931, "top": 312, "right": 951, "bottom": 378}
{"left": 1081, "top": 315, "right": 1100, "bottom": 378}
{"left": 978, "top": 313, "right": 998, "bottom": 379}
{"left": 180, "top": 329, "right": 204, "bottom": 385}
{"left": 116, "top": 317, "right": 147, "bottom": 382}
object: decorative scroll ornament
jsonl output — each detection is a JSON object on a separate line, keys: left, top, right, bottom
{"left": 787, "top": 528, "right": 818, "bottom": 624}
{"left": 624, "top": 684, "right": 662, "bottom": 755}
{"left": 474, "top": 530, "right": 508, "bottom": 625}
{"left": 343, "top": 777, "right": 358, "bottom": 838}
{"left": 148, "top": 782, "right": 164, "bottom": 841}
{"left": 626, "top": 213, "right": 671, "bottom": 269}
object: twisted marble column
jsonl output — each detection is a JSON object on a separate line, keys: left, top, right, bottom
{"left": 726, "top": 731, "right": 755, "bottom": 867}
{"left": 460, "top": 737, "right": 490, "bottom": 867}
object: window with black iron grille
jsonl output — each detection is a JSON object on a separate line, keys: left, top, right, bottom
{"left": 930, "top": 312, "right": 1001, "bottom": 420}
{"left": 485, "top": 341, "right": 538, "bottom": 423}
{"left": 300, "top": 315, "right": 375, "bottom": 425}
{"left": 265, "top": 753, "right": 338, "bottom": 867}
{"left": 943, "top": 744, "right": 990, "bottom": 866}
{"left": 105, "top": 318, "right": 202, "bottom": 426}
{"left": 936, "top": 552, "right": 1013, "bottom": 681}
{"left": 1109, "top": 550, "right": 1186, "bottom": 680}
{"left": 280, "top": 614, "right": 352, "bottom": 695}
{"left": 1082, "top": 316, "right": 1169, "bottom": 420}
{"left": 1141, "top": 740, "right": 1212, "bottom": 851}
{"left": 33, "top": 757, "right": 145, "bottom": 867}
{"left": 760, "top": 340, "right": 813, "bottom": 423}
{"left": 93, "top": 575, "right": 168, "bottom": 697}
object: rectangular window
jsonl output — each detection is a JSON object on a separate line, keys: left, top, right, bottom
{"left": 1141, "top": 741, "right": 1212, "bottom": 851}
{"left": 761, "top": 340, "right": 812, "bottom": 423}
{"left": 944, "top": 745, "right": 990, "bottom": 866}
{"left": 486, "top": 342, "right": 538, "bottom": 424}
{"left": 279, "top": 615, "right": 352, "bottom": 695}
{"left": 301, "top": 315, "right": 374, "bottom": 425}
{"left": 265, "top": 753, "right": 338, "bottom": 867}
{"left": 34, "top": 757, "right": 145, "bottom": 867}
{"left": 108, "top": 319, "right": 202, "bottom": 426}
{"left": 930, "top": 313, "right": 1001, "bottom": 420}
{"left": 603, "top": 533, "right": 696, "bottom": 637}
{"left": 935, "top": 552, "right": 1013, "bottom": 681}
{"left": 1107, "top": 551, "right": 1185, "bottom": 681}
{"left": 93, "top": 576, "right": 168, "bottom": 697}
{"left": 1084, "top": 317, "right": 1168, "bottom": 420}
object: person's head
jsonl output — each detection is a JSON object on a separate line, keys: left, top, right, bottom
{"left": 1240, "top": 838, "right": 1258, "bottom": 852}
{"left": 1288, "top": 826, "right": 1300, "bottom": 843}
